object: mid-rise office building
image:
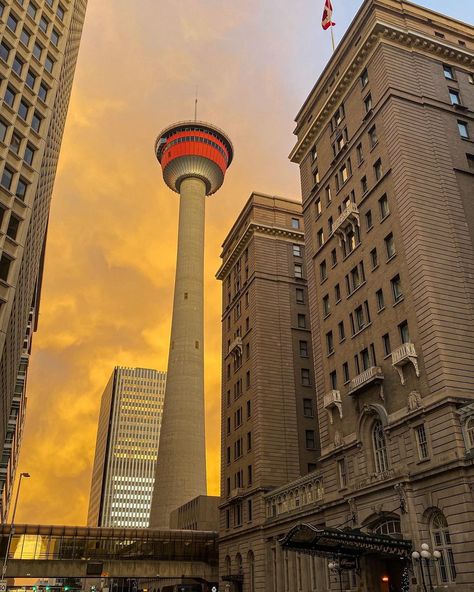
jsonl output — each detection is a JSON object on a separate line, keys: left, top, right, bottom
{"left": 87, "top": 367, "right": 166, "bottom": 528}
{"left": 218, "top": 1, "right": 474, "bottom": 591}
{"left": 0, "top": 0, "right": 88, "bottom": 521}
{"left": 216, "top": 192, "right": 317, "bottom": 588}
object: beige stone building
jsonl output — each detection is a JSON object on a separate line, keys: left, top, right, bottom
{"left": 0, "top": 0, "right": 87, "bottom": 521}
{"left": 217, "top": 1, "right": 474, "bottom": 591}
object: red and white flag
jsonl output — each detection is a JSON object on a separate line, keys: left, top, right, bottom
{"left": 321, "top": 0, "right": 335, "bottom": 30}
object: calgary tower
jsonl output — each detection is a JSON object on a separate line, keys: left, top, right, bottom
{"left": 149, "top": 121, "right": 233, "bottom": 528}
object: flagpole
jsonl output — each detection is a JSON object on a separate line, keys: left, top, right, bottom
{"left": 330, "top": 25, "right": 335, "bottom": 52}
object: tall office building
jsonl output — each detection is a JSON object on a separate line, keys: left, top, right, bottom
{"left": 216, "top": 193, "right": 317, "bottom": 586}
{"left": 87, "top": 367, "right": 166, "bottom": 528}
{"left": 218, "top": 2, "right": 474, "bottom": 591}
{"left": 150, "top": 122, "right": 233, "bottom": 528}
{"left": 0, "top": 0, "right": 87, "bottom": 521}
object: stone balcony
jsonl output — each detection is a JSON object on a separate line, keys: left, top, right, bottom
{"left": 392, "top": 342, "right": 419, "bottom": 385}
{"left": 228, "top": 487, "right": 245, "bottom": 501}
{"left": 264, "top": 472, "right": 324, "bottom": 520}
{"left": 332, "top": 202, "right": 360, "bottom": 236}
{"left": 323, "top": 389, "right": 342, "bottom": 424}
{"left": 349, "top": 366, "right": 384, "bottom": 396}
{"left": 228, "top": 336, "right": 242, "bottom": 356}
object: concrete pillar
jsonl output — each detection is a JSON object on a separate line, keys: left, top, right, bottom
{"left": 149, "top": 176, "right": 208, "bottom": 528}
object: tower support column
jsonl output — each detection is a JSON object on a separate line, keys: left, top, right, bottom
{"left": 150, "top": 176, "right": 207, "bottom": 528}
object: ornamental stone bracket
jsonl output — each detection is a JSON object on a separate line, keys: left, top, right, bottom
{"left": 324, "top": 390, "right": 343, "bottom": 424}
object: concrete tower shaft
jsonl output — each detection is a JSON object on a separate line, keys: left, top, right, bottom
{"left": 150, "top": 121, "right": 233, "bottom": 528}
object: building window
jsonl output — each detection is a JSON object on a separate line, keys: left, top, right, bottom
{"left": 7, "top": 214, "right": 20, "bottom": 240}
{"left": 361, "top": 175, "right": 368, "bottom": 194}
{"left": 325, "top": 185, "right": 332, "bottom": 205}
{"left": 246, "top": 400, "right": 251, "bottom": 418}
{"left": 45, "top": 54, "right": 54, "bottom": 73}
{"left": 335, "top": 283, "right": 341, "bottom": 302}
{"left": 18, "top": 100, "right": 29, "bottom": 121}
{"left": 294, "top": 263, "right": 303, "bottom": 278}
{"left": 365, "top": 210, "right": 373, "bottom": 231}
{"left": 24, "top": 143, "right": 35, "bottom": 166}
{"left": 38, "top": 83, "right": 49, "bottom": 102}
{"left": 0, "top": 120, "right": 7, "bottom": 143}
{"left": 303, "top": 398, "right": 313, "bottom": 418}
{"left": 399, "top": 320, "right": 410, "bottom": 344}
{"left": 356, "top": 143, "right": 363, "bottom": 164}
{"left": 458, "top": 120, "right": 469, "bottom": 139}
{"left": 246, "top": 370, "right": 251, "bottom": 389}
{"left": 331, "top": 248, "right": 337, "bottom": 267}
{"left": 373, "top": 420, "right": 389, "bottom": 473}
{"left": 326, "top": 331, "right": 334, "bottom": 355}
{"left": 301, "top": 368, "right": 311, "bottom": 386}
{"left": 311, "top": 145, "right": 317, "bottom": 162}
{"left": 247, "top": 431, "right": 252, "bottom": 452}
{"left": 320, "top": 260, "right": 327, "bottom": 281}
{"left": 376, "top": 288, "right": 385, "bottom": 311}
{"left": 430, "top": 512, "right": 456, "bottom": 584}
{"left": 338, "top": 321, "right": 345, "bottom": 342}
{"left": 247, "top": 499, "right": 253, "bottom": 522}
{"left": 4, "top": 86, "right": 17, "bottom": 108}
{"left": 27, "top": 2, "right": 37, "bottom": 19}
{"left": 315, "top": 198, "right": 322, "bottom": 217}
{"left": 317, "top": 228, "right": 324, "bottom": 248}
{"left": 12, "top": 55, "right": 24, "bottom": 76}
{"left": 1, "top": 166, "right": 14, "bottom": 191}
{"left": 7, "top": 12, "right": 19, "bottom": 32}
{"left": 26, "top": 69, "right": 37, "bottom": 90}
{"left": 360, "top": 68, "right": 369, "bottom": 87}
{"left": 382, "top": 333, "right": 391, "bottom": 356}
{"left": 322, "top": 294, "right": 330, "bottom": 316}
{"left": 293, "top": 244, "right": 302, "bottom": 257}
{"left": 443, "top": 64, "right": 454, "bottom": 80}
{"left": 57, "top": 3, "right": 65, "bottom": 20}
{"left": 385, "top": 232, "right": 396, "bottom": 259}
{"left": 291, "top": 217, "right": 300, "bottom": 229}
{"left": 305, "top": 430, "right": 316, "bottom": 450}
{"left": 449, "top": 89, "right": 460, "bottom": 105}
{"left": 330, "top": 370, "right": 337, "bottom": 390}
{"left": 342, "top": 362, "right": 349, "bottom": 383}
{"left": 391, "top": 274, "right": 403, "bottom": 303}
{"left": 299, "top": 340, "right": 308, "bottom": 358}
{"left": 374, "top": 159, "right": 382, "bottom": 181}
{"left": 337, "top": 459, "right": 347, "bottom": 488}
{"left": 31, "top": 111, "right": 42, "bottom": 133}
{"left": 370, "top": 247, "right": 378, "bottom": 269}
{"left": 313, "top": 169, "right": 320, "bottom": 186}
{"left": 296, "top": 288, "right": 304, "bottom": 304}
{"left": 369, "top": 125, "right": 378, "bottom": 148}
{"left": 339, "top": 162, "right": 349, "bottom": 185}
{"left": 297, "top": 314, "right": 306, "bottom": 329}
{"left": 415, "top": 425, "right": 429, "bottom": 459}
{"left": 0, "top": 41, "right": 10, "bottom": 62}
{"left": 364, "top": 93, "right": 372, "bottom": 113}
{"left": 20, "top": 27, "right": 31, "bottom": 47}
{"left": 16, "top": 177, "right": 28, "bottom": 200}
{"left": 379, "top": 194, "right": 389, "bottom": 219}
{"left": 10, "top": 132, "right": 22, "bottom": 155}
{"left": 0, "top": 254, "right": 13, "bottom": 282}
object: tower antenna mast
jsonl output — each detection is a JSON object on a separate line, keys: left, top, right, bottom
{"left": 194, "top": 86, "right": 198, "bottom": 121}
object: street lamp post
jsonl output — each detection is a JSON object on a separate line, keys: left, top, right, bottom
{"left": 1, "top": 472, "right": 30, "bottom": 582}
{"left": 412, "top": 543, "right": 441, "bottom": 592}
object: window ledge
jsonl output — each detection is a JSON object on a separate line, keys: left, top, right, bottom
{"left": 371, "top": 264, "right": 379, "bottom": 272}
{"left": 323, "top": 312, "right": 331, "bottom": 320}
{"left": 327, "top": 351, "right": 335, "bottom": 358}
{"left": 393, "top": 296, "right": 405, "bottom": 307}
{"left": 380, "top": 213, "right": 390, "bottom": 223}
{"left": 351, "top": 321, "right": 373, "bottom": 339}
{"left": 347, "top": 280, "right": 366, "bottom": 300}
{"left": 370, "top": 141, "right": 379, "bottom": 152}
{"left": 342, "top": 241, "right": 361, "bottom": 263}
{"left": 386, "top": 253, "right": 397, "bottom": 264}
{"left": 377, "top": 306, "right": 385, "bottom": 314}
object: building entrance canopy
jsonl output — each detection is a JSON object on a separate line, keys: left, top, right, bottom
{"left": 279, "top": 523, "right": 412, "bottom": 559}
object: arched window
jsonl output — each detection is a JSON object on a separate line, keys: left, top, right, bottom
{"left": 430, "top": 511, "right": 456, "bottom": 583}
{"left": 466, "top": 417, "right": 474, "bottom": 449}
{"left": 224, "top": 555, "right": 231, "bottom": 575}
{"left": 372, "top": 420, "right": 389, "bottom": 473}
{"left": 372, "top": 518, "right": 401, "bottom": 536}
{"left": 248, "top": 551, "right": 255, "bottom": 592}
{"left": 235, "top": 552, "right": 243, "bottom": 574}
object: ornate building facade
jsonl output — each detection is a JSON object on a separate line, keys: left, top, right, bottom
{"left": 218, "top": 1, "right": 474, "bottom": 590}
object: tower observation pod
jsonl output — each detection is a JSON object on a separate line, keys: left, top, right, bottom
{"left": 149, "top": 121, "right": 233, "bottom": 528}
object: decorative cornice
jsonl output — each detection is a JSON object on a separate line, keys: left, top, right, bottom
{"left": 263, "top": 471, "right": 323, "bottom": 501}
{"left": 290, "top": 20, "right": 474, "bottom": 164}
{"left": 216, "top": 222, "right": 304, "bottom": 280}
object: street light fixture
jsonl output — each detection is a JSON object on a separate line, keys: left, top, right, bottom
{"left": 328, "top": 560, "right": 344, "bottom": 592}
{"left": 1, "top": 472, "right": 30, "bottom": 582}
{"left": 412, "top": 543, "right": 441, "bottom": 592}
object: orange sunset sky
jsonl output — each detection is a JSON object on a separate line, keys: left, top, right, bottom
{"left": 14, "top": 0, "right": 472, "bottom": 525}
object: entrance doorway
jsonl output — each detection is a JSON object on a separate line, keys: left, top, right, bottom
{"left": 362, "top": 555, "right": 406, "bottom": 592}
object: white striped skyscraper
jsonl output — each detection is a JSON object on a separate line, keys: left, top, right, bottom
{"left": 87, "top": 367, "right": 166, "bottom": 528}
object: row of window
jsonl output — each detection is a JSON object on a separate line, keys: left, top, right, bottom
{"left": 225, "top": 498, "right": 253, "bottom": 528}
{"left": 226, "top": 431, "right": 252, "bottom": 463}
{"left": 1, "top": 37, "right": 55, "bottom": 74}
{"left": 326, "top": 321, "right": 410, "bottom": 387}
{"left": 2, "top": 5, "right": 61, "bottom": 46}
